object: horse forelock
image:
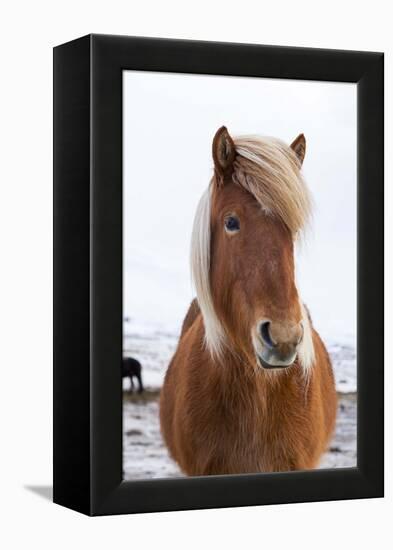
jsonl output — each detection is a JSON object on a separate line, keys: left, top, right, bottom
{"left": 233, "top": 135, "right": 312, "bottom": 237}
{"left": 190, "top": 135, "right": 315, "bottom": 373}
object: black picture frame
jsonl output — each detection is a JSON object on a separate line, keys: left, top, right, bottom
{"left": 53, "top": 34, "right": 384, "bottom": 516}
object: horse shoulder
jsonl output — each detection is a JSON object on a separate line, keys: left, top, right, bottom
{"left": 310, "top": 328, "right": 337, "bottom": 448}
{"left": 160, "top": 315, "right": 207, "bottom": 470}
{"left": 179, "top": 298, "right": 201, "bottom": 338}
{"left": 302, "top": 304, "right": 336, "bottom": 442}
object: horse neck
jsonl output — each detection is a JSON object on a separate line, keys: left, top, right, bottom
{"left": 200, "top": 324, "right": 295, "bottom": 402}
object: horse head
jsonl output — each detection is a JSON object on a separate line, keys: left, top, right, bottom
{"left": 191, "top": 127, "right": 315, "bottom": 375}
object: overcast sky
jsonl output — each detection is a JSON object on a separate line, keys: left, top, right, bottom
{"left": 123, "top": 71, "right": 356, "bottom": 344}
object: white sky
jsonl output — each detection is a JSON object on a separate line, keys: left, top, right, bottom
{"left": 123, "top": 71, "right": 356, "bottom": 345}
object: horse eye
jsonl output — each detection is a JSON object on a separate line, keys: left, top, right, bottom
{"left": 225, "top": 216, "right": 240, "bottom": 232}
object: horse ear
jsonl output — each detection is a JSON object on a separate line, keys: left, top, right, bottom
{"left": 290, "top": 133, "right": 306, "bottom": 166}
{"left": 212, "top": 126, "right": 236, "bottom": 182}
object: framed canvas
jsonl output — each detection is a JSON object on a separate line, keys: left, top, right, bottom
{"left": 53, "top": 34, "right": 384, "bottom": 516}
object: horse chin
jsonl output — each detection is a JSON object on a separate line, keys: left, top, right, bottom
{"left": 256, "top": 349, "right": 297, "bottom": 370}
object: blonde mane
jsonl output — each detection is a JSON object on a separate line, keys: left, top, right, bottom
{"left": 190, "top": 135, "right": 315, "bottom": 372}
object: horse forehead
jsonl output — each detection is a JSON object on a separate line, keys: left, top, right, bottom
{"left": 213, "top": 182, "right": 258, "bottom": 213}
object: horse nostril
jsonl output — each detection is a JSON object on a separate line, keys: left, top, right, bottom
{"left": 260, "top": 321, "right": 276, "bottom": 348}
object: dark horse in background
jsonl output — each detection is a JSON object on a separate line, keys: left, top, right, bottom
{"left": 122, "top": 357, "right": 144, "bottom": 393}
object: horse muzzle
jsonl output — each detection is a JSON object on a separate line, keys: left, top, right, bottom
{"left": 255, "top": 320, "right": 303, "bottom": 370}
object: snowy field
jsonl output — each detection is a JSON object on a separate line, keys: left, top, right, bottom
{"left": 122, "top": 319, "right": 357, "bottom": 480}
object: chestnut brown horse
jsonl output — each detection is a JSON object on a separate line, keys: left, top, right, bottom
{"left": 160, "top": 127, "right": 336, "bottom": 475}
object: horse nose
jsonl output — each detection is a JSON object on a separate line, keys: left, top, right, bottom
{"left": 258, "top": 320, "right": 303, "bottom": 368}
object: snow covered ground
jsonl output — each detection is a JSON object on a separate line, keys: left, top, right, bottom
{"left": 122, "top": 319, "right": 356, "bottom": 480}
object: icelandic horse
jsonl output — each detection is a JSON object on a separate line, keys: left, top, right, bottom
{"left": 160, "top": 127, "right": 337, "bottom": 475}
